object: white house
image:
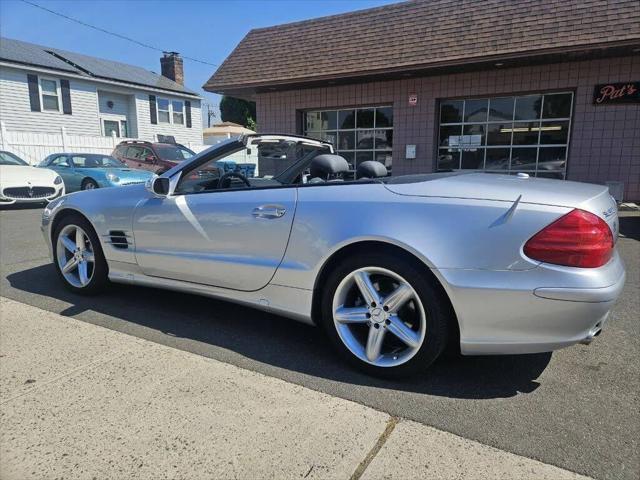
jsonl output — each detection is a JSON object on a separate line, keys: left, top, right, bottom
{"left": 0, "top": 37, "right": 203, "bottom": 162}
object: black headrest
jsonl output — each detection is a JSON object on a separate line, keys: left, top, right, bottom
{"left": 356, "top": 161, "right": 388, "bottom": 179}
{"left": 310, "top": 154, "right": 350, "bottom": 177}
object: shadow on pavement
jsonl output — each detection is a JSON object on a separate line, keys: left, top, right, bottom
{"left": 619, "top": 214, "right": 640, "bottom": 241}
{"left": 7, "top": 263, "right": 550, "bottom": 400}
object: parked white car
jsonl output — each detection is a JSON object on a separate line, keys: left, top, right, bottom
{"left": 0, "top": 151, "right": 65, "bottom": 205}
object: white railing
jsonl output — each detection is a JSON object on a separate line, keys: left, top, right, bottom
{"left": 0, "top": 121, "right": 209, "bottom": 165}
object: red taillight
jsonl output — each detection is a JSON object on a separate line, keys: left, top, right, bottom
{"left": 524, "top": 209, "right": 614, "bottom": 268}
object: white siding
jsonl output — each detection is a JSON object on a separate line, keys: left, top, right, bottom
{"left": 0, "top": 65, "right": 101, "bottom": 136}
{"left": 98, "top": 91, "right": 130, "bottom": 117}
{"left": 135, "top": 93, "right": 203, "bottom": 146}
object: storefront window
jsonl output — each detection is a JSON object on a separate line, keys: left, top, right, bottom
{"left": 304, "top": 106, "right": 393, "bottom": 174}
{"left": 437, "top": 92, "right": 573, "bottom": 179}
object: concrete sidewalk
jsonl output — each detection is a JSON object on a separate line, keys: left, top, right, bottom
{"left": 0, "top": 297, "right": 589, "bottom": 480}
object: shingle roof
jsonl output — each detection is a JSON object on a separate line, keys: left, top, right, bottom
{"left": 204, "top": 0, "right": 640, "bottom": 93}
{"left": 0, "top": 37, "right": 198, "bottom": 96}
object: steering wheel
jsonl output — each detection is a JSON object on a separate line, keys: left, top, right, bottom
{"left": 219, "top": 171, "right": 251, "bottom": 189}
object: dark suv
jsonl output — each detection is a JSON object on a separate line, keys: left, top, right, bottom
{"left": 112, "top": 140, "right": 195, "bottom": 174}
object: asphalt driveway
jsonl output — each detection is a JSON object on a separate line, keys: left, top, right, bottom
{"left": 1, "top": 206, "right": 638, "bottom": 480}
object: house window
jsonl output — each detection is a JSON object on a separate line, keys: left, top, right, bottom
{"left": 40, "top": 78, "right": 60, "bottom": 111}
{"left": 172, "top": 100, "right": 184, "bottom": 124}
{"left": 120, "top": 120, "right": 128, "bottom": 137}
{"left": 303, "top": 106, "right": 393, "bottom": 174}
{"left": 103, "top": 120, "right": 120, "bottom": 137}
{"left": 157, "top": 98, "right": 171, "bottom": 123}
{"left": 437, "top": 92, "right": 573, "bottom": 179}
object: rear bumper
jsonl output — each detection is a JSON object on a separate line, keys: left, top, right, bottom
{"left": 437, "top": 251, "right": 626, "bottom": 355}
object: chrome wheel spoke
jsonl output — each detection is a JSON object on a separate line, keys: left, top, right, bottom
{"left": 383, "top": 284, "right": 413, "bottom": 313}
{"left": 85, "top": 251, "right": 95, "bottom": 263}
{"left": 61, "top": 236, "right": 76, "bottom": 253}
{"left": 334, "top": 306, "right": 369, "bottom": 324}
{"left": 365, "top": 325, "right": 386, "bottom": 362}
{"left": 354, "top": 271, "right": 380, "bottom": 306}
{"left": 78, "top": 261, "right": 89, "bottom": 285}
{"left": 75, "top": 228, "right": 85, "bottom": 251}
{"left": 61, "top": 257, "right": 78, "bottom": 274}
{"left": 387, "top": 314, "right": 421, "bottom": 348}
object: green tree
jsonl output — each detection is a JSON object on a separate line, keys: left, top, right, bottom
{"left": 219, "top": 96, "right": 256, "bottom": 129}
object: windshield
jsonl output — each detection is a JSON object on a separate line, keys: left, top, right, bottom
{"left": 155, "top": 145, "right": 195, "bottom": 161}
{"left": 72, "top": 155, "right": 125, "bottom": 168}
{"left": 0, "top": 151, "right": 28, "bottom": 166}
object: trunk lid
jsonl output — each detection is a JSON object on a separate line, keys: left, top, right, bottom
{"left": 385, "top": 172, "right": 618, "bottom": 238}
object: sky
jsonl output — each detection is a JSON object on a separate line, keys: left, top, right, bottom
{"left": 0, "top": 0, "right": 400, "bottom": 126}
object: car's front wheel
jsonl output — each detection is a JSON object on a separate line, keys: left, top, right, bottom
{"left": 53, "top": 214, "right": 108, "bottom": 294}
{"left": 320, "top": 252, "right": 451, "bottom": 377}
{"left": 81, "top": 178, "right": 98, "bottom": 190}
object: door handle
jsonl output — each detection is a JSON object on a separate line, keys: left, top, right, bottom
{"left": 252, "top": 204, "right": 286, "bottom": 218}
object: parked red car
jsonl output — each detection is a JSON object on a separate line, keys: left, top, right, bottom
{"left": 112, "top": 140, "right": 195, "bottom": 174}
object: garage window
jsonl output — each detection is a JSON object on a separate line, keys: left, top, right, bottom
{"left": 304, "top": 106, "right": 393, "bottom": 174}
{"left": 437, "top": 92, "right": 573, "bottom": 179}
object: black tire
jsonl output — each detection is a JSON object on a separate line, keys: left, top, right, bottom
{"left": 52, "top": 214, "right": 109, "bottom": 295}
{"left": 319, "top": 252, "right": 451, "bottom": 378}
{"left": 81, "top": 178, "right": 99, "bottom": 190}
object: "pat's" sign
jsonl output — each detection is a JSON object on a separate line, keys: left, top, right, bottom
{"left": 593, "top": 82, "right": 640, "bottom": 105}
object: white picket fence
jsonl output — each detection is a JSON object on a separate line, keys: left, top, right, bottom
{"left": 0, "top": 121, "right": 209, "bottom": 165}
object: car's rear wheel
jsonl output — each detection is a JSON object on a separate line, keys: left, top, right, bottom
{"left": 53, "top": 215, "right": 108, "bottom": 294}
{"left": 320, "top": 252, "right": 450, "bottom": 377}
{"left": 81, "top": 178, "right": 98, "bottom": 190}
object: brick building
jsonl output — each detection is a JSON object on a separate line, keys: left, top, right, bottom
{"left": 205, "top": 0, "right": 640, "bottom": 201}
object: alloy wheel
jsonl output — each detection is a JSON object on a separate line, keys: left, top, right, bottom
{"left": 332, "top": 267, "right": 426, "bottom": 367}
{"left": 56, "top": 224, "right": 95, "bottom": 288}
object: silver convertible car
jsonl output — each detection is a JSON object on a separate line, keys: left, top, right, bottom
{"left": 42, "top": 134, "right": 625, "bottom": 377}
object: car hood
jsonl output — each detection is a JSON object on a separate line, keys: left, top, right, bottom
{"left": 0, "top": 165, "right": 57, "bottom": 186}
{"left": 384, "top": 172, "right": 611, "bottom": 209}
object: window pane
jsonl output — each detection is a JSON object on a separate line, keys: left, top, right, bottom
{"left": 306, "top": 111, "right": 336, "bottom": 130}
{"left": 307, "top": 131, "right": 336, "bottom": 146}
{"left": 461, "top": 149, "right": 484, "bottom": 169}
{"left": 489, "top": 97, "right": 514, "bottom": 121}
{"left": 356, "top": 130, "right": 376, "bottom": 149}
{"left": 356, "top": 151, "right": 374, "bottom": 165}
{"left": 512, "top": 122, "right": 540, "bottom": 145}
{"left": 439, "top": 125, "right": 462, "bottom": 147}
{"left": 103, "top": 120, "right": 119, "bottom": 137}
{"left": 440, "top": 100, "right": 463, "bottom": 123}
{"left": 464, "top": 99, "right": 488, "bottom": 122}
{"left": 539, "top": 121, "right": 569, "bottom": 144}
{"left": 41, "top": 79, "right": 57, "bottom": 94}
{"left": 487, "top": 123, "right": 512, "bottom": 145}
{"left": 42, "top": 95, "right": 59, "bottom": 111}
{"left": 157, "top": 98, "right": 170, "bottom": 110}
{"left": 537, "top": 171, "right": 565, "bottom": 180}
{"left": 338, "top": 110, "right": 355, "bottom": 129}
{"left": 485, "top": 148, "right": 510, "bottom": 170}
{"left": 159, "top": 111, "right": 170, "bottom": 123}
{"left": 337, "top": 131, "right": 355, "bottom": 150}
{"left": 173, "top": 112, "right": 184, "bottom": 124}
{"left": 463, "top": 124, "right": 485, "bottom": 146}
{"left": 356, "top": 109, "right": 375, "bottom": 128}
{"left": 510, "top": 147, "right": 537, "bottom": 170}
{"left": 538, "top": 147, "right": 566, "bottom": 171}
{"left": 375, "top": 129, "right": 393, "bottom": 150}
{"left": 172, "top": 100, "right": 183, "bottom": 113}
{"left": 120, "top": 120, "right": 128, "bottom": 137}
{"left": 438, "top": 149, "right": 460, "bottom": 170}
{"left": 375, "top": 107, "right": 393, "bottom": 127}
{"left": 542, "top": 93, "right": 572, "bottom": 119}
{"left": 514, "top": 95, "right": 542, "bottom": 120}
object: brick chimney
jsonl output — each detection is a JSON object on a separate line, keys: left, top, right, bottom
{"left": 160, "top": 52, "right": 184, "bottom": 85}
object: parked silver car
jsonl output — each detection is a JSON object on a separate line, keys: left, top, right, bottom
{"left": 41, "top": 134, "right": 625, "bottom": 377}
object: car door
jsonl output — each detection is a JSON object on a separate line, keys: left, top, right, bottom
{"left": 132, "top": 187, "right": 296, "bottom": 291}
{"left": 47, "top": 155, "right": 81, "bottom": 192}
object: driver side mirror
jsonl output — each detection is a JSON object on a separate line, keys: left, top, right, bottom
{"left": 146, "top": 175, "right": 170, "bottom": 196}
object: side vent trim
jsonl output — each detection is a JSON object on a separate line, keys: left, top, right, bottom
{"left": 106, "top": 230, "right": 130, "bottom": 249}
